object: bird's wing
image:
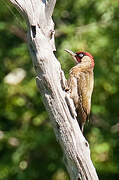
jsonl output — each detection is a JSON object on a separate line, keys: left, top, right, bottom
{"left": 68, "top": 67, "right": 91, "bottom": 114}
{"left": 68, "top": 68, "right": 93, "bottom": 131}
{"left": 77, "top": 72, "right": 91, "bottom": 120}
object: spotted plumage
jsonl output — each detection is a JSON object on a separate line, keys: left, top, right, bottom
{"left": 65, "top": 49, "right": 94, "bottom": 132}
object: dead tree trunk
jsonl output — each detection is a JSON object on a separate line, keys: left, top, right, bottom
{"left": 8, "top": 0, "right": 99, "bottom": 179}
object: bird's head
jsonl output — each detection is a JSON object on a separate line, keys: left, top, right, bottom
{"left": 65, "top": 49, "right": 94, "bottom": 68}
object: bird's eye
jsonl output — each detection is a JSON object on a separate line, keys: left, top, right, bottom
{"left": 77, "top": 53, "right": 84, "bottom": 58}
{"left": 78, "top": 53, "right": 84, "bottom": 58}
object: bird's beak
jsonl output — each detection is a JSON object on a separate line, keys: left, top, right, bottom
{"left": 64, "top": 49, "right": 76, "bottom": 56}
{"left": 64, "top": 49, "right": 78, "bottom": 63}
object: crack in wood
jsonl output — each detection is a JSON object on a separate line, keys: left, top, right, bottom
{"left": 31, "top": 25, "right": 36, "bottom": 38}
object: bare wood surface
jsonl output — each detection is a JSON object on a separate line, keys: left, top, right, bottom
{"left": 8, "top": 0, "right": 99, "bottom": 179}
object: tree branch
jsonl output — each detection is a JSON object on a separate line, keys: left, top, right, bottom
{"left": 9, "top": 25, "right": 26, "bottom": 42}
{"left": 8, "top": 0, "right": 99, "bottom": 179}
{"left": 46, "top": 0, "right": 56, "bottom": 18}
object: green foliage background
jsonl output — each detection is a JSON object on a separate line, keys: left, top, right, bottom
{"left": 0, "top": 0, "right": 119, "bottom": 179}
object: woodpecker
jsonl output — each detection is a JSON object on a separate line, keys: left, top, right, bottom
{"left": 65, "top": 49, "right": 94, "bottom": 132}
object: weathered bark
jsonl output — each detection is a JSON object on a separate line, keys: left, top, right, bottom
{"left": 8, "top": 0, "right": 99, "bottom": 179}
